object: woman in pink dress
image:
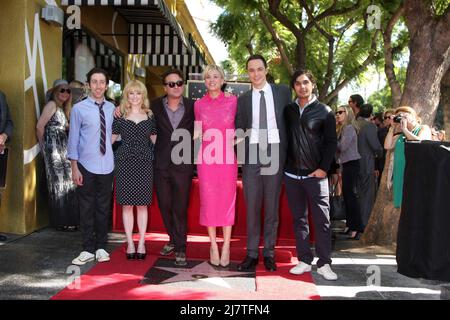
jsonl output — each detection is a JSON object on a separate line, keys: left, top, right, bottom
{"left": 194, "top": 65, "right": 238, "bottom": 268}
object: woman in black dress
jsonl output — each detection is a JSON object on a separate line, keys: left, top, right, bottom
{"left": 112, "top": 80, "right": 156, "bottom": 260}
{"left": 36, "top": 80, "right": 78, "bottom": 230}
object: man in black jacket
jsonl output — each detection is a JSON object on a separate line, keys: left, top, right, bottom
{"left": 152, "top": 69, "right": 195, "bottom": 266}
{"left": 0, "top": 90, "right": 13, "bottom": 242}
{"left": 283, "top": 70, "right": 338, "bottom": 280}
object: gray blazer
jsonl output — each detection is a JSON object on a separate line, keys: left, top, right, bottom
{"left": 0, "top": 91, "right": 13, "bottom": 141}
{"left": 235, "top": 84, "right": 291, "bottom": 165}
{"left": 336, "top": 124, "right": 360, "bottom": 164}
{"left": 356, "top": 118, "right": 383, "bottom": 174}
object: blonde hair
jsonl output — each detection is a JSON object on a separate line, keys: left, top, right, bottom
{"left": 383, "top": 108, "right": 395, "bottom": 117}
{"left": 119, "top": 80, "right": 152, "bottom": 117}
{"left": 203, "top": 64, "right": 225, "bottom": 80}
{"left": 395, "top": 106, "right": 420, "bottom": 124}
{"left": 51, "top": 84, "right": 72, "bottom": 122}
{"left": 336, "top": 105, "right": 358, "bottom": 139}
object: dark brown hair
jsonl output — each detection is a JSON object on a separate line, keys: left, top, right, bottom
{"left": 246, "top": 54, "right": 267, "bottom": 69}
{"left": 161, "top": 69, "right": 184, "bottom": 84}
{"left": 290, "top": 69, "right": 316, "bottom": 89}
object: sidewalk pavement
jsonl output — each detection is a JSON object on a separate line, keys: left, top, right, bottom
{"left": 0, "top": 226, "right": 448, "bottom": 300}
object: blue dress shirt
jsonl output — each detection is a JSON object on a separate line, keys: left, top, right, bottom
{"left": 68, "top": 96, "right": 115, "bottom": 174}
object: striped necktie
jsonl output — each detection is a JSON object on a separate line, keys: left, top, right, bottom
{"left": 96, "top": 102, "right": 106, "bottom": 155}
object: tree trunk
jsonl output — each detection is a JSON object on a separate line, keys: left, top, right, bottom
{"left": 400, "top": 31, "right": 450, "bottom": 125}
{"left": 361, "top": 151, "right": 400, "bottom": 246}
{"left": 382, "top": 3, "right": 404, "bottom": 108}
{"left": 362, "top": 0, "right": 450, "bottom": 246}
{"left": 441, "top": 68, "right": 450, "bottom": 139}
{"left": 295, "top": 36, "right": 307, "bottom": 70}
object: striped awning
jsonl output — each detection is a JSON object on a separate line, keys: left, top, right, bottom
{"left": 129, "top": 23, "right": 189, "bottom": 55}
{"left": 64, "top": 29, "right": 124, "bottom": 82}
{"left": 142, "top": 35, "right": 205, "bottom": 65}
{"left": 61, "top": 0, "right": 189, "bottom": 51}
{"left": 62, "top": 0, "right": 158, "bottom": 5}
{"left": 61, "top": 0, "right": 206, "bottom": 79}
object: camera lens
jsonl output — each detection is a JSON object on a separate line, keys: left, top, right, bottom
{"left": 393, "top": 115, "right": 403, "bottom": 123}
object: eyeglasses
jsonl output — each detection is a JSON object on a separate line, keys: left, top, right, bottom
{"left": 59, "top": 88, "right": 71, "bottom": 94}
{"left": 384, "top": 116, "right": 392, "bottom": 120}
{"left": 164, "top": 81, "right": 184, "bottom": 88}
{"left": 335, "top": 111, "right": 345, "bottom": 115}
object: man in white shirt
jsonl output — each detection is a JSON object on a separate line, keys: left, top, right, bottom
{"left": 235, "top": 55, "right": 291, "bottom": 272}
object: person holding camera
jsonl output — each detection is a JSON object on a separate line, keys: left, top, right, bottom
{"left": 384, "top": 106, "right": 431, "bottom": 208}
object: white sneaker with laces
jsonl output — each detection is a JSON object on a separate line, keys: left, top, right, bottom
{"left": 72, "top": 251, "right": 95, "bottom": 265}
{"left": 95, "top": 249, "right": 110, "bottom": 262}
{"left": 289, "top": 261, "right": 312, "bottom": 275}
{"left": 317, "top": 264, "right": 338, "bottom": 280}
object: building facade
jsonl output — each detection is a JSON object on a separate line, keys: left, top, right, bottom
{"left": 0, "top": 0, "right": 214, "bottom": 234}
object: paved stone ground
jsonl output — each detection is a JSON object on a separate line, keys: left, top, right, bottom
{"left": 0, "top": 226, "right": 448, "bottom": 300}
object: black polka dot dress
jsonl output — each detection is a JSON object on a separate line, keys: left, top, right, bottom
{"left": 113, "top": 115, "right": 156, "bottom": 206}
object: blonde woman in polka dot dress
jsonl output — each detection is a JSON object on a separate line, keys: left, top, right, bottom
{"left": 112, "top": 80, "right": 157, "bottom": 260}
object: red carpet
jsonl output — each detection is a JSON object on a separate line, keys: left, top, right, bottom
{"left": 112, "top": 178, "right": 315, "bottom": 242}
{"left": 52, "top": 233, "right": 320, "bottom": 300}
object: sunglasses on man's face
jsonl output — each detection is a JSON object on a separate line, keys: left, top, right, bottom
{"left": 164, "top": 81, "right": 184, "bottom": 88}
{"left": 59, "top": 88, "right": 71, "bottom": 94}
{"left": 335, "top": 111, "right": 345, "bottom": 115}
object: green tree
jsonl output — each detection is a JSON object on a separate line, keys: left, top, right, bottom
{"left": 211, "top": 0, "right": 384, "bottom": 105}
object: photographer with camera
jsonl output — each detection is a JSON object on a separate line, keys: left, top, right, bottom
{"left": 384, "top": 106, "right": 431, "bottom": 208}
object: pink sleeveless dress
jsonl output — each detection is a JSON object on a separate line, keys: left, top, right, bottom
{"left": 194, "top": 92, "right": 238, "bottom": 227}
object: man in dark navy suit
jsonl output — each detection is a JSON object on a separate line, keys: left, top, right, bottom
{"left": 235, "top": 55, "right": 292, "bottom": 272}
{"left": 0, "top": 90, "right": 14, "bottom": 242}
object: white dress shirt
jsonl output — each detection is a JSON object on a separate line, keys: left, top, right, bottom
{"left": 250, "top": 82, "right": 280, "bottom": 144}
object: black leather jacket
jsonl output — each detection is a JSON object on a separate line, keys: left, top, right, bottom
{"left": 284, "top": 99, "right": 337, "bottom": 176}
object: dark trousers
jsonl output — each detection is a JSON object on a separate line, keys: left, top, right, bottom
{"left": 242, "top": 163, "right": 284, "bottom": 258}
{"left": 284, "top": 175, "right": 332, "bottom": 268}
{"left": 77, "top": 164, "right": 114, "bottom": 253}
{"left": 357, "top": 172, "right": 376, "bottom": 229}
{"left": 342, "top": 160, "right": 364, "bottom": 232}
{"left": 154, "top": 169, "right": 192, "bottom": 253}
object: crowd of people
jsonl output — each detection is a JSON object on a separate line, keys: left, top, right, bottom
{"left": 30, "top": 54, "right": 444, "bottom": 282}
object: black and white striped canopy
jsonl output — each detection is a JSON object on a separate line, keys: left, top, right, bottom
{"left": 62, "top": 0, "right": 160, "bottom": 7}
{"left": 64, "top": 29, "right": 123, "bottom": 82}
{"left": 129, "top": 23, "right": 189, "bottom": 55}
{"left": 61, "top": 0, "right": 207, "bottom": 78}
{"left": 61, "top": 0, "right": 189, "bottom": 51}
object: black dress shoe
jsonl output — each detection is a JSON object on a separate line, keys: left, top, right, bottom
{"left": 263, "top": 257, "right": 277, "bottom": 272}
{"left": 237, "top": 256, "right": 258, "bottom": 271}
{"left": 136, "top": 252, "right": 147, "bottom": 260}
{"left": 126, "top": 253, "right": 136, "bottom": 260}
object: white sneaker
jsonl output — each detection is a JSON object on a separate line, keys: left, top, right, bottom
{"left": 289, "top": 261, "right": 312, "bottom": 275}
{"left": 95, "top": 249, "right": 110, "bottom": 262}
{"left": 317, "top": 264, "right": 338, "bottom": 281}
{"left": 72, "top": 251, "right": 95, "bottom": 265}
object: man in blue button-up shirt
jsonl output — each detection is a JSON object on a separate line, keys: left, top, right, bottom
{"left": 68, "top": 68, "right": 115, "bottom": 266}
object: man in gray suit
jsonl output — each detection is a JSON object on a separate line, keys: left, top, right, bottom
{"left": 0, "top": 90, "right": 14, "bottom": 242}
{"left": 355, "top": 103, "right": 383, "bottom": 233}
{"left": 235, "top": 55, "right": 291, "bottom": 272}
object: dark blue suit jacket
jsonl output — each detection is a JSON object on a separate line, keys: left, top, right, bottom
{"left": 0, "top": 91, "right": 13, "bottom": 141}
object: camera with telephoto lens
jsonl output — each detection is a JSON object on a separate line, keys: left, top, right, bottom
{"left": 393, "top": 115, "right": 403, "bottom": 123}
